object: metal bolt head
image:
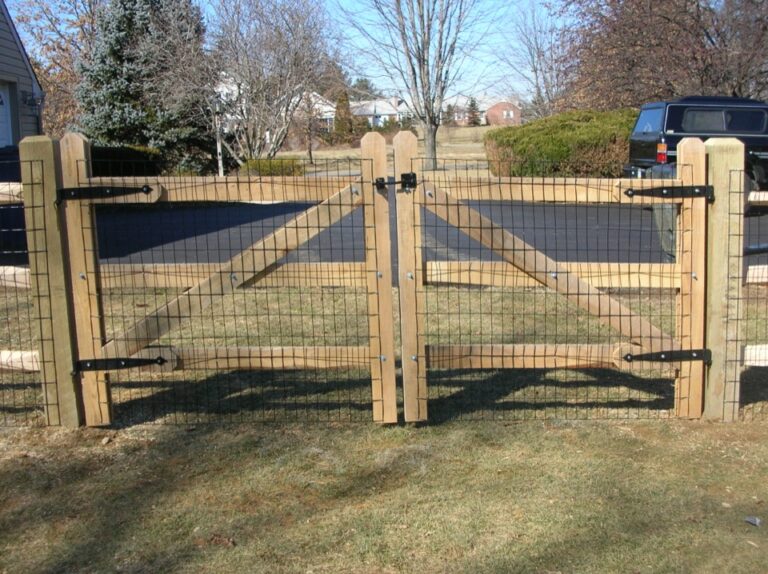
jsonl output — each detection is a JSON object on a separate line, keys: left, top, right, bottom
{"left": 692, "top": 352, "right": 698, "bottom": 358}
{"left": 406, "top": 272, "right": 414, "bottom": 280}
{"left": 411, "top": 355, "right": 418, "bottom": 361}
{"left": 351, "top": 187, "right": 359, "bottom": 195}
{"left": 660, "top": 353, "right": 666, "bottom": 359}
{"left": 627, "top": 189, "right": 635, "bottom": 197}
{"left": 551, "top": 272, "right": 557, "bottom": 279}
{"left": 377, "top": 271, "right": 383, "bottom": 278}
{"left": 230, "top": 273, "right": 237, "bottom": 282}
{"left": 662, "top": 189, "right": 668, "bottom": 195}
{"left": 380, "top": 355, "right": 387, "bottom": 362}
{"left": 691, "top": 272, "right": 698, "bottom": 280}
{"left": 79, "top": 272, "right": 86, "bottom": 280}
{"left": 426, "top": 190, "right": 434, "bottom": 198}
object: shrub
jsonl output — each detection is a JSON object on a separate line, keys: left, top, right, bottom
{"left": 239, "top": 157, "right": 306, "bottom": 176}
{"left": 484, "top": 109, "right": 637, "bottom": 177}
{"left": 91, "top": 144, "right": 166, "bottom": 176}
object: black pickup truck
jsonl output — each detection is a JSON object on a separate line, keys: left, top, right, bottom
{"left": 624, "top": 96, "right": 768, "bottom": 188}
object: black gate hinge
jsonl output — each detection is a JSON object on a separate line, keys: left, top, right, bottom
{"left": 375, "top": 173, "right": 418, "bottom": 193}
{"left": 624, "top": 185, "right": 714, "bottom": 203}
{"left": 75, "top": 356, "right": 167, "bottom": 373}
{"left": 57, "top": 185, "right": 154, "bottom": 205}
{"left": 623, "top": 349, "right": 711, "bottom": 365}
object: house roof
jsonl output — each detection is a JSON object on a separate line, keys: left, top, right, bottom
{"left": 0, "top": 0, "right": 42, "bottom": 97}
{"left": 443, "top": 94, "right": 517, "bottom": 111}
{"left": 351, "top": 98, "right": 406, "bottom": 117}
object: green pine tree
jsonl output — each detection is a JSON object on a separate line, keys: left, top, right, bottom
{"left": 466, "top": 97, "right": 482, "bottom": 126}
{"left": 333, "top": 90, "right": 355, "bottom": 144}
{"left": 77, "top": 0, "right": 213, "bottom": 169}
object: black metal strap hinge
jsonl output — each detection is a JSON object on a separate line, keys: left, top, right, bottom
{"left": 75, "top": 356, "right": 167, "bottom": 373}
{"left": 375, "top": 173, "right": 418, "bottom": 193}
{"left": 57, "top": 185, "right": 153, "bottom": 204}
{"left": 624, "top": 185, "right": 714, "bottom": 203}
{"left": 623, "top": 349, "right": 711, "bottom": 365}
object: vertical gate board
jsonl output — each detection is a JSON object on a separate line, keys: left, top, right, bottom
{"left": 675, "top": 139, "right": 707, "bottom": 418}
{"left": 394, "top": 132, "right": 426, "bottom": 422}
{"left": 704, "top": 138, "right": 745, "bottom": 421}
{"left": 101, "top": 186, "right": 362, "bottom": 359}
{"left": 361, "top": 133, "right": 398, "bottom": 423}
{"left": 60, "top": 133, "right": 112, "bottom": 426}
{"left": 422, "top": 183, "right": 679, "bottom": 354}
{"left": 20, "top": 136, "right": 82, "bottom": 427}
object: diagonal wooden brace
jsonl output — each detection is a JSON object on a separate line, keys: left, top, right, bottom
{"left": 421, "top": 182, "right": 679, "bottom": 354}
{"left": 102, "top": 185, "right": 363, "bottom": 359}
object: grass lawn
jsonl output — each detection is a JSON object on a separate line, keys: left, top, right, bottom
{"left": 1, "top": 420, "right": 767, "bottom": 573}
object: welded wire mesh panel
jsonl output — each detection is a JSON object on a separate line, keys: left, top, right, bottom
{"left": 732, "top": 173, "right": 768, "bottom": 421}
{"left": 85, "top": 158, "right": 376, "bottom": 424}
{"left": 410, "top": 158, "right": 693, "bottom": 421}
{"left": 0, "top": 161, "right": 55, "bottom": 425}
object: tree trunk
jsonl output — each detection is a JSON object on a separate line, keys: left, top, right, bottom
{"left": 423, "top": 123, "right": 438, "bottom": 171}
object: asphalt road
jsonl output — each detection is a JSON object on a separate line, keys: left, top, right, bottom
{"left": 2, "top": 188, "right": 767, "bottom": 273}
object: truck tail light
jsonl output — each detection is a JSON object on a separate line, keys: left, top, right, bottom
{"left": 656, "top": 143, "right": 668, "bottom": 163}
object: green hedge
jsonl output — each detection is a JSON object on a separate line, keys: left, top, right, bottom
{"left": 484, "top": 109, "right": 637, "bottom": 177}
{"left": 239, "top": 157, "right": 305, "bottom": 176}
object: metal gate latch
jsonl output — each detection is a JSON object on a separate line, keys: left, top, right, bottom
{"left": 375, "top": 173, "right": 418, "bottom": 193}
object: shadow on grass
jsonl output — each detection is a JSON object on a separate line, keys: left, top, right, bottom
{"left": 740, "top": 367, "right": 768, "bottom": 420}
{"left": 427, "top": 368, "right": 676, "bottom": 423}
{"left": 110, "top": 369, "right": 374, "bottom": 426}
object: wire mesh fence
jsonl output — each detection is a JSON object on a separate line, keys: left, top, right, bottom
{"left": 729, "top": 170, "right": 768, "bottom": 421}
{"left": 82, "top": 158, "right": 378, "bottom": 424}
{"left": 405, "top": 158, "right": 702, "bottom": 421}
{"left": 0, "top": 160, "right": 56, "bottom": 425}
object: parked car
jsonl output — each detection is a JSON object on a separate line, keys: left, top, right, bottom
{"left": 625, "top": 96, "right": 768, "bottom": 261}
{"left": 624, "top": 95, "right": 768, "bottom": 189}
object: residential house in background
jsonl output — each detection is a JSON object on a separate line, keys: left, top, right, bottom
{"left": 485, "top": 101, "right": 522, "bottom": 126}
{"left": 351, "top": 97, "right": 412, "bottom": 128}
{"left": 0, "top": 0, "right": 43, "bottom": 147}
{"left": 444, "top": 95, "right": 521, "bottom": 127}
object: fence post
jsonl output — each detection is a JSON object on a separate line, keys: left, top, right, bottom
{"left": 19, "top": 136, "right": 83, "bottom": 427}
{"left": 675, "top": 138, "right": 707, "bottom": 418}
{"left": 361, "top": 132, "right": 398, "bottom": 423}
{"left": 394, "top": 131, "right": 427, "bottom": 422}
{"left": 704, "top": 138, "right": 745, "bottom": 421}
{"left": 60, "top": 133, "right": 112, "bottom": 426}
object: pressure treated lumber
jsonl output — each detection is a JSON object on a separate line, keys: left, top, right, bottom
{"left": 0, "top": 182, "right": 22, "bottom": 204}
{"left": 361, "top": 132, "right": 398, "bottom": 423}
{"left": 421, "top": 182, "right": 678, "bottom": 354}
{"left": 704, "top": 139, "right": 745, "bottom": 421}
{"left": 60, "top": 133, "right": 112, "bottom": 425}
{"left": 20, "top": 136, "right": 83, "bottom": 427}
{"left": 674, "top": 138, "right": 707, "bottom": 418}
{"left": 174, "top": 346, "right": 369, "bottom": 370}
{"left": 101, "top": 184, "right": 362, "bottom": 360}
{"left": 0, "top": 350, "right": 40, "bottom": 372}
{"left": 87, "top": 176, "right": 358, "bottom": 203}
{"left": 394, "top": 131, "right": 427, "bottom": 422}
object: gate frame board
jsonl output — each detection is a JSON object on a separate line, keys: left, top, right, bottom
{"left": 361, "top": 132, "right": 398, "bottom": 423}
{"left": 394, "top": 132, "right": 427, "bottom": 422}
{"left": 60, "top": 133, "right": 112, "bottom": 426}
{"left": 675, "top": 138, "right": 707, "bottom": 418}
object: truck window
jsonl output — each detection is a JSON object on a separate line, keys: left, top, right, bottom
{"left": 682, "top": 109, "right": 724, "bottom": 132}
{"left": 632, "top": 108, "right": 664, "bottom": 134}
{"left": 725, "top": 109, "right": 766, "bottom": 132}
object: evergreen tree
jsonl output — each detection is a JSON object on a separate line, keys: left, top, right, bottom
{"left": 77, "top": 0, "right": 214, "bottom": 168}
{"left": 466, "top": 97, "right": 482, "bottom": 126}
{"left": 333, "top": 90, "right": 355, "bottom": 144}
{"left": 442, "top": 104, "right": 457, "bottom": 126}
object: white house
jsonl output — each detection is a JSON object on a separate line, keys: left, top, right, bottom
{"left": 351, "top": 97, "right": 412, "bottom": 128}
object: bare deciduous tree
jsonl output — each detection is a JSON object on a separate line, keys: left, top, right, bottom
{"left": 342, "top": 0, "right": 484, "bottom": 169}
{"left": 212, "top": 0, "right": 333, "bottom": 162}
{"left": 11, "top": 0, "right": 103, "bottom": 135}
{"left": 562, "top": 0, "right": 768, "bottom": 110}
{"left": 500, "top": 1, "right": 569, "bottom": 120}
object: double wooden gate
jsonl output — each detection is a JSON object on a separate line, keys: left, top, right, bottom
{"left": 9, "top": 132, "right": 752, "bottom": 426}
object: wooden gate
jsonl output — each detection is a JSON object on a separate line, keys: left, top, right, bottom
{"left": 393, "top": 133, "right": 717, "bottom": 422}
{"left": 17, "top": 132, "right": 398, "bottom": 426}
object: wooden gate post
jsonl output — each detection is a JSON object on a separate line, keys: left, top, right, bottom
{"left": 675, "top": 138, "right": 707, "bottom": 418}
{"left": 361, "top": 132, "right": 398, "bottom": 423}
{"left": 19, "top": 136, "right": 83, "bottom": 427}
{"left": 394, "top": 131, "right": 427, "bottom": 422}
{"left": 60, "top": 133, "right": 112, "bottom": 426}
{"left": 704, "top": 138, "right": 745, "bottom": 421}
